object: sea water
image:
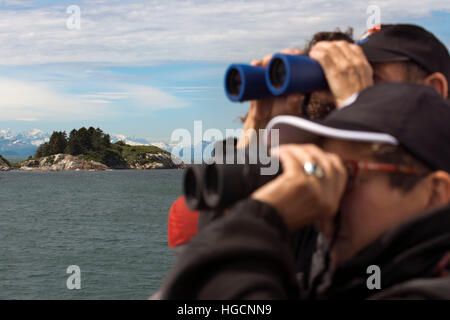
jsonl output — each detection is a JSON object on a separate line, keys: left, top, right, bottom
{"left": 0, "top": 170, "right": 182, "bottom": 299}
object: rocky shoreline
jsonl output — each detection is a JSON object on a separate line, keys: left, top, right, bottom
{"left": 0, "top": 153, "right": 184, "bottom": 172}
{"left": 0, "top": 155, "right": 10, "bottom": 171}
{"left": 126, "top": 152, "right": 183, "bottom": 170}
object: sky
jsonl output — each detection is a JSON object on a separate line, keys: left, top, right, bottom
{"left": 0, "top": 0, "right": 449, "bottom": 142}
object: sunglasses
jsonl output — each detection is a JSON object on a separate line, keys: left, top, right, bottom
{"left": 342, "top": 159, "right": 429, "bottom": 192}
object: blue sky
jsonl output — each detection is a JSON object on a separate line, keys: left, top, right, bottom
{"left": 0, "top": 0, "right": 449, "bottom": 142}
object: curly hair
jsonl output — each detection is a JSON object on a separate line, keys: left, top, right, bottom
{"left": 302, "top": 28, "right": 354, "bottom": 56}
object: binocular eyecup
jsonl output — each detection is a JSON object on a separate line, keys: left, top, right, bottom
{"left": 266, "top": 54, "right": 328, "bottom": 95}
{"left": 224, "top": 54, "right": 328, "bottom": 102}
{"left": 183, "top": 164, "right": 210, "bottom": 211}
{"left": 224, "top": 64, "right": 272, "bottom": 102}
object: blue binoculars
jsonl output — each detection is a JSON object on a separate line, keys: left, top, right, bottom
{"left": 224, "top": 54, "right": 328, "bottom": 102}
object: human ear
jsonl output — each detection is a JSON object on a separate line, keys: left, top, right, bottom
{"left": 426, "top": 171, "right": 450, "bottom": 210}
{"left": 424, "top": 72, "right": 448, "bottom": 98}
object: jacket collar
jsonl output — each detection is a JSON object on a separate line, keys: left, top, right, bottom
{"left": 324, "top": 204, "right": 450, "bottom": 298}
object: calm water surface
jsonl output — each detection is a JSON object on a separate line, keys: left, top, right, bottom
{"left": 0, "top": 170, "right": 183, "bottom": 299}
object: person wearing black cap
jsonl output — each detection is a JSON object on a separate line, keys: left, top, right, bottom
{"left": 360, "top": 24, "right": 449, "bottom": 98}
{"left": 308, "top": 24, "right": 449, "bottom": 116}
{"left": 159, "top": 82, "right": 450, "bottom": 299}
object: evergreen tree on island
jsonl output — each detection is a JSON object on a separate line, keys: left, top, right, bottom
{"left": 35, "top": 127, "right": 111, "bottom": 158}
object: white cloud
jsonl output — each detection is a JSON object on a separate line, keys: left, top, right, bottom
{"left": 15, "top": 118, "right": 39, "bottom": 122}
{"left": 0, "top": 78, "right": 109, "bottom": 121}
{"left": 0, "top": 78, "right": 188, "bottom": 121}
{"left": 125, "top": 85, "right": 188, "bottom": 110}
{"left": 0, "top": 0, "right": 448, "bottom": 65}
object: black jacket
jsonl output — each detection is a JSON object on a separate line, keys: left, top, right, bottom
{"left": 161, "top": 199, "right": 450, "bottom": 300}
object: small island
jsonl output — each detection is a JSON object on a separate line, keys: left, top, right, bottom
{"left": 0, "top": 127, "right": 183, "bottom": 171}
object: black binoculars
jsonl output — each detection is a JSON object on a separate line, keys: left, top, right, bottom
{"left": 183, "top": 163, "right": 282, "bottom": 211}
{"left": 224, "top": 54, "right": 328, "bottom": 102}
{"left": 183, "top": 160, "right": 355, "bottom": 211}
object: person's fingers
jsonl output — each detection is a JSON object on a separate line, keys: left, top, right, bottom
{"left": 272, "top": 145, "right": 309, "bottom": 176}
{"left": 334, "top": 42, "right": 373, "bottom": 88}
{"left": 280, "top": 48, "right": 303, "bottom": 55}
{"left": 309, "top": 45, "right": 337, "bottom": 76}
{"left": 330, "top": 41, "right": 372, "bottom": 81}
{"left": 348, "top": 43, "right": 370, "bottom": 66}
{"left": 296, "top": 145, "right": 347, "bottom": 219}
{"left": 276, "top": 145, "right": 324, "bottom": 196}
{"left": 250, "top": 59, "right": 263, "bottom": 67}
{"left": 292, "top": 144, "right": 347, "bottom": 199}
{"left": 310, "top": 41, "right": 374, "bottom": 107}
{"left": 253, "top": 49, "right": 303, "bottom": 70}
{"left": 262, "top": 54, "right": 274, "bottom": 67}
{"left": 277, "top": 144, "right": 328, "bottom": 174}
{"left": 325, "top": 152, "right": 347, "bottom": 190}
{"left": 295, "top": 144, "right": 333, "bottom": 175}
{"left": 348, "top": 44, "right": 374, "bottom": 86}
{"left": 333, "top": 41, "right": 357, "bottom": 64}
{"left": 264, "top": 144, "right": 345, "bottom": 228}
{"left": 251, "top": 53, "right": 273, "bottom": 67}
{"left": 272, "top": 144, "right": 344, "bottom": 186}
{"left": 280, "top": 146, "right": 324, "bottom": 195}
{"left": 310, "top": 41, "right": 349, "bottom": 72}
{"left": 325, "top": 151, "right": 346, "bottom": 177}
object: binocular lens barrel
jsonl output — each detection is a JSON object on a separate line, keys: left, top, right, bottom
{"left": 266, "top": 54, "right": 328, "bottom": 96}
{"left": 226, "top": 68, "right": 242, "bottom": 98}
{"left": 183, "top": 164, "right": 209, "bottom": 211}
{"left": 203, "top": 164, "right": 246, "bottom": 209}
{"left": 183, "top": 163, "right": 282, "bottom": 210}
{"left": 203, "top": 163, "right": 282, "bottom": 209}
{"left": 268, "top": 57, "right": 287, "bottom": 90}
{"left": 224, "top": 64, "right": 272, "bottom": 102}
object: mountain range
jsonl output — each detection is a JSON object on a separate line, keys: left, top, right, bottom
{"left": 0, "top": 129, "right": 216, "bottom": 163}
{"left": 0, "top": 129, "right": 49, "bottom": 157}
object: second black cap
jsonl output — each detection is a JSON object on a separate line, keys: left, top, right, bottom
{"left": 359, "top": 24, "right": 450, "bottom": 84}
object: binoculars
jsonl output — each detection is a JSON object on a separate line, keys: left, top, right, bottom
{"left": 225, "top": 54, "right": 328, "bottom": 102}
{"left": 183, "top": 163, "right": 282, "bottom": 211}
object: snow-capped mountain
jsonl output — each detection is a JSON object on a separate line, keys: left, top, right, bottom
{"left": 109, "top": 134, "right": 179, "bottom": 152}
{"left": 110, "top": 134, "right": 215, "bottom": 162}
{"left": 0, "top": 129, "right": 50, "bottom": 156}
{"left": 110, "top": 134, "right": 154, "bottom": 147}
{"left": 149, "top": 141, "right": 172, "bottom": 150}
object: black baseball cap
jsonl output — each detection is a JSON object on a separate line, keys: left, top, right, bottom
{"left": 359, "top": 24, "right": 450, "bottom": 84}
{"left": 266, "top": 82, "right": 450, "bottom": 172}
